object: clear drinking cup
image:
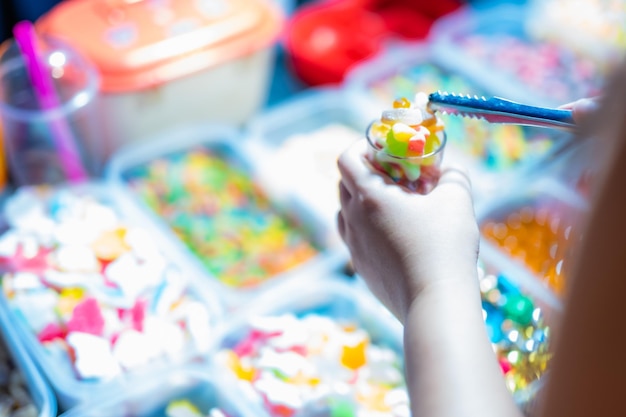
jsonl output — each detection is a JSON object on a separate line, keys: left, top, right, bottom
{"left": 365, "top": 121, "right": 447, "bottom": 194}
{"left": 0, "top": 36, "right": 102, "bottom": 186}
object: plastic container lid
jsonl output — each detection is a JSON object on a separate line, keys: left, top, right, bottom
{"left": 37, "top": 0, "right": 284, "bottom": 92}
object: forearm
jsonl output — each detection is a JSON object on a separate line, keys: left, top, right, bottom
{"left": 403, "top": 275, "right": 523, "bottom": 417}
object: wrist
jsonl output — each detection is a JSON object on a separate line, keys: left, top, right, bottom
{"left": 403, "top": 263, "right": 481, "bottom": 322}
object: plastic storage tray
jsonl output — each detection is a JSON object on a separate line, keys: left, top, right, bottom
{"left": 344, "top": 43, "right": 574, "bottom": 202}
{"left": 209, "top": 276, "right": 406, "bottom": 417}
{"left": 0, "top": 295, "right": 57, "bottom": 417}
{"left": 58, "top": 365, "right": 262, "bottom": 417}
{"left": 429, "top": 4, "right": 606, "bottom": 107}
{"left": 476, "top": 176, "right": 589, "bottom": 305}
{"left": 0, "top": 182, "right": 224, "bottom": 411}
{"left": 106, "top": 124, "right": 346, "bottom": 309}
{"left": 476, "top": 251, "right": 558, "bottom": 409}
{"left": 247, "top": 87, "right": 377, "bottom": 248}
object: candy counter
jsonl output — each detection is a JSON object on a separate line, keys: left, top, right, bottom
{"left": 0, "top": 0, "right": 614, "bottom": 416}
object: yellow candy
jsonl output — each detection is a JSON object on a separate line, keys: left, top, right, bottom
{"left": 56, "top": 287, "right": 85, "bottom": 318}
{"left": 224, "top": 351, "right": 256, "bottom": 381}
{"left": 91, "top": 228, "right": 131, "bottom": 261}
{"left": 341, "top": 338, "right": 368, "bottom": 370}
{"left": 422, "top": 133, "right": 443, "bottom": 166}
{"left": 392, "top": 97, "right": 411, "bottom": 108}
{"left": 391, "top": 123, "right": 418, "bottom": 142}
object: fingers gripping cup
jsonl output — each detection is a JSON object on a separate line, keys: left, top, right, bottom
{"left": 365, "top": 93, "right": 447, "bottom": 194}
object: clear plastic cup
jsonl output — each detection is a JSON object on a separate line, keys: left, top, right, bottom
{"left": 365, "top": 121, "right": 447, "bottom": 194}
{"left": 0, "top": 36, "right": 102, "bottom": 186}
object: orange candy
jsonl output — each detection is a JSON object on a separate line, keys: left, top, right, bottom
{"left": 481, "top": 206, "right": 579, "bottom": 295}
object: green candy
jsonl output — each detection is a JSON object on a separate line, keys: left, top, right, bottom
{"left": 386, "top": 129, "right": 408, "bottom": 157}
{"left": 504, "top": 294, "right": 535, "bottom": 326}
{"left": 330, "top": 398, "right": 355, "bottom": 417}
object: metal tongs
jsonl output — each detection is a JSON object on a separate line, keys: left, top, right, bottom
{"left": 427, "top": 91, "right": 577, "bottom": 132}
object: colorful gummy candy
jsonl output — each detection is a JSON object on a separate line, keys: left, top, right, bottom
{"left": 124, "top": 147, "right": 319, "bottom": 289}
{"left": 0, "top": 186, "right": 214, "bottom": 381}
{"left": 528, "top": 0, "right": 625, "bottom": 76}
{"left": 364, "top": 62, "right": 560, "bottom": 175}
{"left": 481, "top": 204, "right": 581, "bottom": 295}
{"left": 217, "top": 313, "right": 409, "bottom": 417}
{"left": 366, "top": 93, "right": 446, "bottom": 194}
{"left": 478, "top": 260, "right": 552, "bottom": 397}
{"left": 166, "top": 399, "right": 230, "bottom": 417}
{"left": 453, "top": 34, "right": 605, "bottom": 104}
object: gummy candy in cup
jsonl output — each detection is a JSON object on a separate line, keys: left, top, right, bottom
{"left": 365, "top": 119, "right": 447, "bottom": 195}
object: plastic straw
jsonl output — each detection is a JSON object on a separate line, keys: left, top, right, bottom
{"left": 13, "top": 20, "right": 87, "bottom": 183}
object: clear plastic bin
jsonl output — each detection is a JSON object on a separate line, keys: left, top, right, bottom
{"left": 106, "top": 125, "right": 346, "bottom": 309}
{"left": 58, "top": 365, "right": 262, "bottom": 417}
{"left": 209, "top": 276, "right": 406, "bottom": 417}
{"left": 0, "top": 183, "right": 223, "bottom": 411}
{"left": 344, "top": 42, "right": 573, "bottom": 201}
{"left": 0, "top": 295, "right": 57, "bottom": 417}
{"left": 429, "top": 4, "right": 607, "bottom": 107}
{"left": 476, "top": 176, "right": 590, "bottom": 303}
{"left": 247, "top": 87, "right": 378, "bottom": 248}
{"left": 477, "top": 248, "right": 560, "bottom": 409}
{"left": 526, "top": 0, "right": 626, "bottom": 68}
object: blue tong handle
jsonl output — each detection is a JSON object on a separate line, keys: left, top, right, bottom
{"left": 427, "top": 91, "right": 576, "bottom": 132}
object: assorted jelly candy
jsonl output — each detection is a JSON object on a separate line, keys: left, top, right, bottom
{"left": 478, "top": 260, "right": 552, "bottom": 396}
{"left": 481, "top": 203, "right": 582, "bottom": 295}
{"left": 365, "top": 62, "right": 558, "bottom": 177}
{"left": 0, "top": 186, "right": 214, "bottom": 381}
{"left": 217, "top": 313, "right": 409, "bottom": 417}
{"left": 124, "top": 147, "right": 320, "bottom": 289}
{"left": 366, "top": 92, "right": 446, "bottom": 194}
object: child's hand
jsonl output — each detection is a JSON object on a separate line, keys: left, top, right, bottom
{"left": 337, "top": 139, "right": 479, "bottom": 322}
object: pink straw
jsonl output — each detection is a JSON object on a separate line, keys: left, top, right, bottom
{"left": 13, "top": 20, "right": 87, "bottom": 183}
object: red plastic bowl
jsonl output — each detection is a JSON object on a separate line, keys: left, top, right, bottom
{"left": 284, "top": 3, "right": 387, "bottom": 85}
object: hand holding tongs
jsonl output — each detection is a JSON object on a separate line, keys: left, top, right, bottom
{"left": 427, "top": 91, "right": 577, "bottom": 132}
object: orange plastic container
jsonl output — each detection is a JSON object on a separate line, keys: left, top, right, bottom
{"left": 38, "top": 0, "right": 284, "bottom": 155}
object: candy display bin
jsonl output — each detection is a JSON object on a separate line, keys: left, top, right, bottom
{"left": 476, "top": 251, "right": 559, "bottom": 410}
{"left": 58, "top": 365, "right": 262, "bottom": 417}
{"left": 526, "top": 0, "right": 626, "bottom": 67}
{"left": 246, "top": 87, "right": 378, "bottom": 248}
{"left": 428, "top": 4, "right": 606, "bottom": 107}
{"left": 344, "top": 42, "right": 574, "bottom": 202}
{"left": 106, "top": 124, "right": 347, "bottom": 310}
{"left": 36, "top": 0, "right": 284, "bottom": 157}
{"left": 208, "top": 276, "right": 406, "bottom": 417}
{"left": 0, "top": 292, "right": 57, "bottom": 417}
{"left": 0, "top": 181, "right": 224, "bottom": 411}
{"left": 476, "top": 176, "right": 590, "bottom": 305}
